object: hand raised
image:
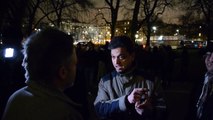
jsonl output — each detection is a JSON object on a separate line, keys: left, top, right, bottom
{"left": 135, "top": 98, "right": 152, "bottom": 115}
{"left": 127, "top": 88, "right": 149, "bottom": 104}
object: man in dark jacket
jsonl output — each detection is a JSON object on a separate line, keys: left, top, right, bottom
{"left": 94, "top": 35, "right": 167, "bottom": 120}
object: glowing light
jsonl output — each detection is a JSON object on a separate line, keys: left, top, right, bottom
{"left": 4, "top": 48, "right": 14, "bottom": 58}
{"left": 135, "top": 34, "right": 139, "bottom": 39}
{"left": 158, "top": 36, "right": 163, "bottom": 40}
{"left": 152, "top": 26, "right": 157, "bottom": 31}
{"left": 152, "top": 26, "right": 157, "bottom": 33}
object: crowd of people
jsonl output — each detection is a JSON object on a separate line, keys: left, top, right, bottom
{"left": 74, "top": 38, "right": 185, "bottom": 91}
{"left": 0, "top": 27, "right": 212, "bottom": 120}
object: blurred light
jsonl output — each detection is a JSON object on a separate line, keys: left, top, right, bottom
{"left": 158, "top": 36, "right": 163, "bottom": 40}
{"left": 152, "top": 26, "right": 157, "bottom": 31}
{"left": 152, "top": 26, "right": 157, "bottom": 33}
{"left": 135, "top": 34, "right": 139, "bottom": 39}
{"left": 4, "top": 48, "right": 14, "bottom": 58}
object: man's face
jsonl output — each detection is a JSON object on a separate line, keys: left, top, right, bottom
{"left": 111, "top": 47, "right": 135, "bottom": 73}
{"left": 205, "top": 52, "right": 213, "bottom": 73}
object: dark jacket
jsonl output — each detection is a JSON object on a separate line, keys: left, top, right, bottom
{"left": 94, "top": 68, "right": 167, "bottom": 120}
{"left": 197, "top": 73, "right": 213, "bottom": 120}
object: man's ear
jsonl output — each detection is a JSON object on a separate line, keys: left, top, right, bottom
{"left": 59, "top": 66, "right": 67, "bottom": 79}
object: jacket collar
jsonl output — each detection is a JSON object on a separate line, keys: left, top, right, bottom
{"left": 25, "top": 79, "right": 81, "bottom": 107}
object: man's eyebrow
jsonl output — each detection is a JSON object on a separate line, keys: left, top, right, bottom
{"left": 117, "top": 53, "right": 127, "bottom": 56}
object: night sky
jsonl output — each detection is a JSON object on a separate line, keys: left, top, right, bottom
{"left": 89, "top": 0, "right": 189, "bottom": 25}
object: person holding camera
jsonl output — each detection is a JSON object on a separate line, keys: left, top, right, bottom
{"left": 94, "top": 35, "right": 167, "bottom": 120}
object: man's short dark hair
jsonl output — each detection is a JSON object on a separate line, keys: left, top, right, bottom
{"left": 108, "top": 35, "right": 135, "bottom": 53}
{"left": 22, "top": 27, "right": 74, "bottom": 83}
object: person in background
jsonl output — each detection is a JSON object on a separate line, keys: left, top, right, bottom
{"left": 196, "top": 51, "right": 213, "bottom": 120}
{"left": 94, "top": 35, "right": 167, "bottom": 120}
{"left": 2, "top": 28, "right": 83, "bottom": 120}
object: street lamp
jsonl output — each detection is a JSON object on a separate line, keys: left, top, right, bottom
{"left": 152, "top": 26, "right": 157, "bottom": 33}
{"left": 135, "top": 34, "right": 139, "bottom": 39}
{"left": 152, "top": 26, "right": 157, "bottom": 41}
{"left": 176, "top": 29, "right": 179, "bottom": 35}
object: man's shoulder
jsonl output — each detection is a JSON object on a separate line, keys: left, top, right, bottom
{"left": 101, "top": 70, "right": 117, "bottom": 82}
{"left": 134, "top": 68, "right": 154, "bottom": 81}
{"left": 8, "top": 86, "right": 32, "bottom": 101}
{"left": 4, "top": 86, "right": 33, "bottom": 110}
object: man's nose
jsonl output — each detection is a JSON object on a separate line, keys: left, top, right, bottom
{"left": 115, "top": 58, "right": 121, "bottom": 64}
